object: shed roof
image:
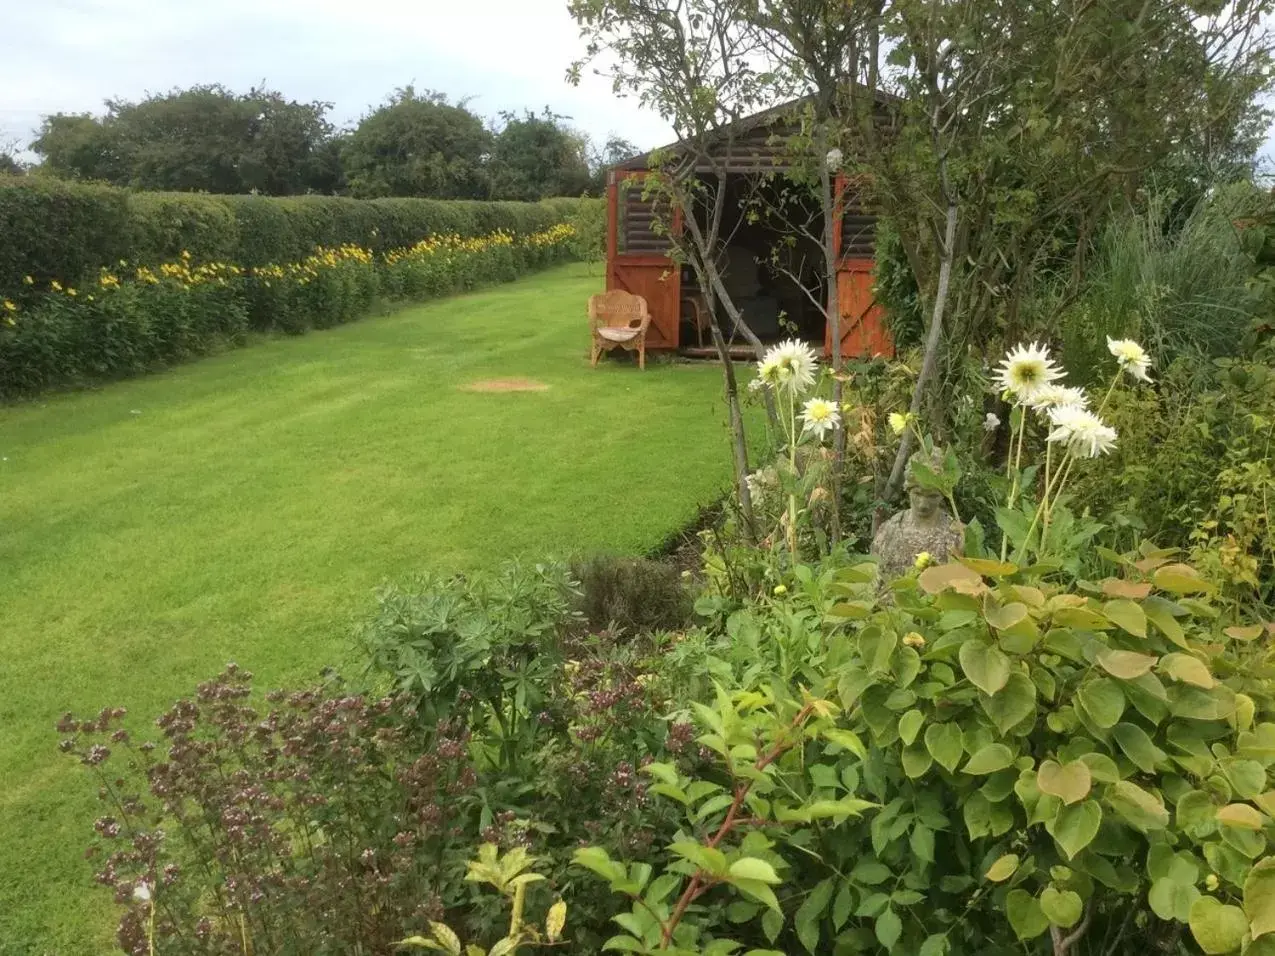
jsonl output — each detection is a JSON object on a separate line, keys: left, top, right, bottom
{"left": 613, "top": 92, "right": 898, "bottom": 174}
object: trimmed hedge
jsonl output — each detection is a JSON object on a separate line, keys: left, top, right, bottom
{"left": 0, "top": 175, "right": 581, "bottom": 299}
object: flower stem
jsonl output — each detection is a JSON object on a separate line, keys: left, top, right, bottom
{"left": 1001, "top": 406, "right": 1027, "bottom": 561}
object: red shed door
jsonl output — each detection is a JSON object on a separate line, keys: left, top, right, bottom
{"left": 606, "top": 171, "right": 681, "bottom": 350}
{"left": 826, "top": 175, "right": 893, "bottom": 359}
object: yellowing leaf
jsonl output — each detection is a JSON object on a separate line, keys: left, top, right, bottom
{"left": 1244, "top": 857, "right": 1275, "bottom": 939}
{"left": 919, "top": 562, "right": 984, "bottom": 595}
{"left": 1189, "top": 897, "right": 1249, "bottom": 955}
{"left": 1102, "top": 579, "right": 1152, "bottom": 600}
{"left": 1154, "top": 563, "right": 1213, "bottom": 595}
{"left": 1217, "top": 804, "right": 1265, "bottom": 830}
{"left": 1161, "top": 653, "right": 1217, "bottom": 689}
{"left": 1037, "top": 760, "right": 1092, "bottom": 805}
{"left": 545, "top": 900, "right": 567, "bottom": 943}
{"left": 728, "top": 857, "right": 781, "bottom": 884}
{"left": 984, "top": 598, "right": 1030, "bottom": 631}
{"left": 1226, "top": 624, "right": 1265, "bottom": 642}
{"left": 430, "top": 922, "right": 463, "bottom": 956}
{"left": 1103, "top": 599, "right": 1147, "bottom": 638}
{"left": 986, "top": 853, "right": 1020, "bottom": 882}
{"left": 1096, "top": 648, "right": 1157, "bottom": 680}
{"left": 959, "top": 557, "right": 1019, "bottom": 577}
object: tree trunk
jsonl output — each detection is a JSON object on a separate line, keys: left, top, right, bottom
{"left": 819, "top": 139, "right": 844, "bottom": 546}
{"left": 877, "top": 198, "right": 958, "bottom": 528}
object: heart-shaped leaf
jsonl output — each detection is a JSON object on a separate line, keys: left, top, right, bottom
{"left": 1096, "top": 648, "right": 1157, "bottom": 680}
{"left": 1154, "top": 563, "right": 1213, "bottom": 595}
{"left": 919, "top": 563, "right": 984, "bottom": 595}
{"left": 984, "top": 598, "right": 1030, "bottom": 632}
{"left": 1040, "top": 887, "right": 1083, "bottom": 928}
{"left": 1189, "top": 897, "right": 1248, "bottom": 954}
{"left": 960, "top": 640, "right": 1011, "bottom": 696}
{"left": 925, "top": 722, "right": 965, "bottom": 773}
{"left": 1047, "top": 799, "right": 1102, "bottom": 859}
{"left": 1038, "top": 760, "right": 1092, "bottom": 805}
{"left": 1077, "top": 678, "right": 1126, "bottom": 728}
{"left": 1005, "top": 889, "right": 1049, "bottom": 940}
{"left": 1112, "top": 722, "right": 1167, "bottom": 774}
{"left": 899, "top": 709, "right": 924, "bottom": 746}
{"left": 1102, "top": 579, "right": 1152, "bottom": 600}
{"left": 980, "top": 672, "right": 1037, "bottom": 734}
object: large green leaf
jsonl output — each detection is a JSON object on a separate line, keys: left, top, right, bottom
{"left": 899, "top": 709, "right": 924, "bottom": 746}
{"left": 1143, "top": 596, "right": 1187, "bottom": 647}
{"left": 1037, "top": 760, "right": 1092, "bottom": 805}
{"left": 1107, "top": 781, "right": 1169, "bottom": 831}
{"left": 1112, "top": 722, "right": 1167, "bottom": 774}
{"left": 1047, "top": 800, "right": 1102, "bottom": 860}
{"left": 1006, "top": 889, "right": 1050, "bottom": 940}
{"left": 980, "top": 672, "right": 1037, "bottom": 734}
{"left": 925, "top": 722, "right": 965, "bottom": 773}
{"left": 875, "top": 907, "right": 902, "bottom": 950}
{"left": 1040, "top": 887, "right": 1083, "bottom": 928}
{"left": 964, "top": 743, "right": 1015, "bottom": 775}
{"left": 1149, "top": 877, "right": 1201, "bottom": 922}
{"left": 1189, "top": 897, "right": 1248, "bottom": 954}
{"left": 960, "top": 640, "right": 1011, "bottom": 696}
{"left": 795, "top": 877, "right": 835, "bottom": 953}
{"left": 1222, "top": 759, "right": 1267, "bottom": 800}
{"left": 1245, "top": 857, "right": 1275, "bottom": 939}
{"left": 1077, "top": 678, "right": 1126, "bottom": 728}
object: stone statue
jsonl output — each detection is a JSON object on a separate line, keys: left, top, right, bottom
{"left": 871, "top": 449, "right": 965, "bottom": 581}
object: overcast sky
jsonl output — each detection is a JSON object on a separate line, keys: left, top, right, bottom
{"left": 3, "top": 0, "right": 1273, "bottom": 168}
{"left": 0, "top": 0, "right": 672, "bottom": 157}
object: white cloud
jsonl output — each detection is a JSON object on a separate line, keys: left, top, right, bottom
{"left": 0, "top": 0, "right": 671, "bottom": 156}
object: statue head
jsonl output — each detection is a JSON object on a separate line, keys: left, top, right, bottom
{"left": 904, "top": 447, "right": 948, "bottom": 526}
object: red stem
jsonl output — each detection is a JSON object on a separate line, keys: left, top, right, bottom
{"left": 659, "top": 704, "right": 814, "bottom": 948}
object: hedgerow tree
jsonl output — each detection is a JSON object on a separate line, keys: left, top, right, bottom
{"left": 488, "top": 109, "right": 592, "bottom": 201}
{"left": 33, "top": 86, "right": 341, "bottom": 195}
{"left": 341, "top": 87, "right": 491, "bottom": 200}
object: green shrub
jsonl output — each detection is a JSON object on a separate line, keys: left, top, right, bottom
{"left": 0, "top": 175, "right": 130, "bottom": 303}
{"left": 572, "top": 553, "right": 693, "bottom": 634}
{"left": 578, "top": 549, "right": 1274, "bottom": 956}
{"left": 0, "top": 177, "right": 590, "bottom": 300}
{"left": 125, "top": 192, "right": 239, "bottom": 265}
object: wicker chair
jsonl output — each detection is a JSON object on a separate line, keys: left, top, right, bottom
{"left": 588, "top": 290, "right": 652, "bottom": 369}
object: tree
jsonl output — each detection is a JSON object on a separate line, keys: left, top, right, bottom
{"left": 753, "top": 0, "right": 1274, "bottom": 518}
{"left": 30, "top": 114, "right": 129, "bottom": 183}
{"left": 585, "top": 134, "right": 639, "bottom": 193}
{"left": 32, "top": 86, "right": 340, "bottom": 194}
{"left": 342, "top": 87, "right": 490, "bottom": 199}
{"left": 571, "top": 0, "right": 779, "bottom": 536}
{"left": 488, "top": 109, "right": 592, "bottom": 200}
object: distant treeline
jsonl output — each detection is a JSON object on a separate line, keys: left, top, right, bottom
{"left": 0, "top": 85, "right": 637, "bottom": 201}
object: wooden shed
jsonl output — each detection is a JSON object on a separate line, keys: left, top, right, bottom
{"left": 605, "top": 102, "right": 893, "bottom": 359}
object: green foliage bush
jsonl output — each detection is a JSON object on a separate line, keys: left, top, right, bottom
{"left": 572, "top": 553, "right": 694, "bottom": 634}
{"left": 578, "top": 550, "right": 1275, "bottom": 955}
{"left": 0, "top": 173, "right": 584, "bottom": 300}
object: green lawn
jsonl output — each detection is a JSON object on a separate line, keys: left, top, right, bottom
{"left": 0, "top": 264, "right": 735, "bottom": 954}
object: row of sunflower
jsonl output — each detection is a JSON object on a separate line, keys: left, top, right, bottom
{"left": 0, "top": 224, "right": 577, "bottom": 397}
